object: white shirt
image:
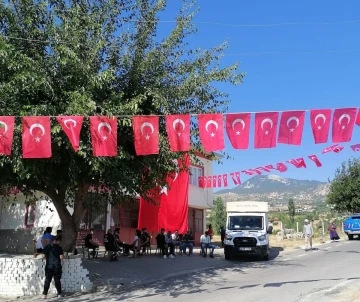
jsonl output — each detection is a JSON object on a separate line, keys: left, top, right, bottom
{"left": 35, "top": 237, "right": 43, "bottom": 249}
{"left": 133, "top": 235, "right": 139, "bottom": 248}
{"left": 171, "top": 234, "right": 177, "bottom": 240}
{"left": 200, "top": 234, "right": 210, "bottom": 244}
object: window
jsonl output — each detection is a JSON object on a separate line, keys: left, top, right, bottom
{"left": 24, "top": 204, "right": 36, "bottom": 228}
{"left": 189, "top": 166, "right": 203, "bottom": 186}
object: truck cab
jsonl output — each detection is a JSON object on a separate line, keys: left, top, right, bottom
{"left": 344, "top": 214, "right": 360, "bottom": 240}
{"left": 224, "top": 201, "right": 271, "bottom": 261}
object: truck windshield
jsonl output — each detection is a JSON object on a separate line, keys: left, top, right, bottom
{"left": 228, "top": 216, "right": 264, "bottom": 231}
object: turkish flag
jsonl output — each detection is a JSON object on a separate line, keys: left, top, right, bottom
{"left": 309, "top": 109, "right": 332, "bottom": 144}
{"left": 249, "top": 169, "right": 262, "bottom": 175}
{"left": 198, "top": 176, "right": 205, "bottom": 188}
{"left": 322, "top": 144, "right": 340, "bottom": 154}
{"left": 241, "top": 170, "right": 256, "bottom": 176}
{"left": 132, "top": 116, "right": 159, "bottom": 155}
{"left": 22, "top": 116, "right": 52, "bottom": 158}
{"left": 0, "top": 116, "right": 15, "bottom": 155}
{"left": 89, "top": 116, "right": 117, "bottom": 157}
{"left": 351, "top": 143, "right": 360, "bottom": 152}
{"left": 217, "top": 175, "right": 222, "bottom": 187}
{"left": 223, "top": 174, "right": 228, "bottom": 187}
{"left": 225, "top": 113, "right": 251, "bottom": 149}
{"left": 56, "top": 116, "right": 83, "bottom": 152}
{"left": 278, "top": 111, "right": 305, "bottom": 145}
{"left": 276, "top": 163, "right": 288, "bottom": 172}
{"left": 256, "top": 166, "right": 273, "bottom": 172}
{"left": 198, "top": 114, "right": 225, "bottom": 151}
{"left": 308, "top": 155, "right": 322, "bottom": 167}
{"left": 212, "top": 176, "right": 217, "bottom": 188}
{"left": 333, "top": 146, "right": 344, "bottom": 153}
{"left": 158, "top": 156, "right": 190, "bottom": 233}
{"left": 207, "top": 176, "right": 212, "bottom": 188}
{"left": 356, "top": 111, "right": 360, "bottom": 126}
{"left": 165, "top": 114, "right": 190, "bottom": 152}
{"left": 332, "top": 108, "right": 357, "bottom": 143}
{"left": 230, "top": 172, "right": 241, "bottom": 185}
{"left": 287, "top": 158, "right": 307, "bottom": 168}
{"left": 254, "top": 112, "right": 279, "bottom": 148}
{"left": 264, "top": 164, "right": 276, "bottom": 170}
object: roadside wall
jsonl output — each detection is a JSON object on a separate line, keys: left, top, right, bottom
{"left": 0, "top": 256, "right": 93, "bottom": 297}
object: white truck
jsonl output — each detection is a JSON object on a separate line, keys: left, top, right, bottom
{"left": 224, "top": 201, "right": 271, "bottom": 261}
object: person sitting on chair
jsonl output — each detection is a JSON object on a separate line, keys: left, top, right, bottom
{"left": 140, "top": 228, "right": 151, "bottom": 255}
{"left": 171, "top": 230, "right": 181, "bottom": 251}
{"left": 113, "top": 228, "right": 130, "bottom": 256}
{"left": 181, "top": 229, "right": 194, "bottom": 256}
{"left": 104, "top": 229, "right": 121, "bottom": 262}
{"left": 85, "top": 228, "right": 99, "bottom": 258}
{"left": 200, "top": 231, "right": 215, "bottom": 258}
{"left": 165, "top": 231, "right": 175, "bottom": 258}
{"left": 156, "top": 228, "right": 169, "bottom": 259}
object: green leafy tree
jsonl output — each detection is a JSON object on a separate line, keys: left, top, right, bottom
{"left": 0, "top": 0, "right": 243, "bottom": 250}
{"left": 210, "top": 196, "right": 227, "bottom": 234}
{"left": 288, "top": 198, "right": 295, "bottom": 223}
{"left": 327, "top": 158, "right": 360, "bottom": 213}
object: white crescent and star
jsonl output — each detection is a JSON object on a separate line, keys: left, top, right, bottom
{"left": 205, "top": 120, "right": 219, "bottom": 137}
{"left": 286, "top": 116, "right": 299, "bottom": 132}
{"left": 29, "top": 123, "right": 45, "bottom": 143}
{"left": 140, "top": 122, "right": 155, "bottom": 140}
{"left": 314, "top": 113, "right": 326, "bottom": 130}
{"left": 231, "top": 118, "right": 245, "bottom": 136}
{"left": 172, "top": 119, "right": 185, "bottom": 136}
{"left": 160, "top": 159, "right": 179, "bottom": 195}
{"left": 63, "top": 119, "right": 77, "bottom": 129}
{"left": 97, "top": 122, "right": 112, "bottom": 140}
{"left": 261, "top": 118, "right": 273, "bottom": 135}
{"left": 0, "top": 121, "right": 8, "bottom": 136}
{"left": 339, "top": 114, "right": 351, "bottom": 130}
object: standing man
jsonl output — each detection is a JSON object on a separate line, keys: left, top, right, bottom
{"left": 303, "top": 219, "right": 314, "bottom": 251}
{"left": 42, "top": 236, "right": 64, "bottom": 299}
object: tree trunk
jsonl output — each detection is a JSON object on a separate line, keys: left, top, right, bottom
{"left": 60, "top": 215, "right": 78, "bottom": 252}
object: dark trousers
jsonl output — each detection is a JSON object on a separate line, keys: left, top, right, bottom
{"left": 167, "top": 243, "right": 175, "bottom": 255}
{"left": 86, "top": 243, "right": 99, "bottom": 257}
{"left": 159, "top": 244, "right": 168, "bottom": 256}
{"left": 43, "top": 268, "right": 62, "bottom": 295}
{"left": 118, "top": 242, "right": 130, "bottom": 254}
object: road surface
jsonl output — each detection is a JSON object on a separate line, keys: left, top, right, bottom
{"left": 2, "top": 240, "right": 360, "bottom": 301}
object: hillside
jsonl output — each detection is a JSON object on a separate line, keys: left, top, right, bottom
{"left": 214, "top": 175, "right": 329, "bottom": 205}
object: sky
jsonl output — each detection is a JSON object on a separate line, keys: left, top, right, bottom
{"left": 157, "top": 0, "right": 360, "bottom": 187}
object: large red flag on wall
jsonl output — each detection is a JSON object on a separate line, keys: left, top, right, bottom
{"left": 89, "top": 116, "right": 117, "bottom": 157}
{"left": 56, "top": 116, "right": 84, "bottom": 152}
{"left": 138, "top": 190, "right": 161, "bottom": 232}
{"left": 165, "top": 114, "right": 190, "bottom": 152}
{"left": 158, "top": 156, "right": 189, "bottom": 233}
{"left": 254, "top": 112, "right": 279, "bottom": 148}
{"left": 225, "top": 113, "right": 251, "bottom": 149}
{"left": 0, "top": 116, "right": 15, "bottom": 155}
{"left": 198, "top": 114, "right": 225, "bottom": 151}
{"left": 22, "top": 116, "right": 52, "bottom": 158}
{"left": 278, "top": 111, "right": 305, "bottom": 145}
{"left": 133, "top": 116, "right": 159, "bottom": 155}
{"left": 310, "top": 109, "right": 331, "bottom": 144}
{"left": 332, "top": 108, "right": 357, "bottom": 143}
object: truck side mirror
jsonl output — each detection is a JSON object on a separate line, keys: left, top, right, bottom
{"left": 267, "top": 226, "right": 273, "bottom": 234}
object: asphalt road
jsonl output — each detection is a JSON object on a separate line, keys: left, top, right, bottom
{"left": 72, "top": 240, "right": 360, "bottom": 302}
{"left": 2, "top": 240, "right": 360, "bottom": 302}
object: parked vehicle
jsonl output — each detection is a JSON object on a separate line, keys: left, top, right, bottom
{"left": 343, "top": 214, "right": 360, "bottom": 240}
{"left": 224, "top": 201, "right": 272, "bottom": 261}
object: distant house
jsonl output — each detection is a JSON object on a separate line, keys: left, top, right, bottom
{"left": 0, "top": 154, "right": 214, "bottom": 254}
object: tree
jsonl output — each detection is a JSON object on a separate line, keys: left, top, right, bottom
{"left": 210, "top": 196, "right": 227, "bottom": 234}
{"left": 0, "top": 0, "right": 243, "bottom": 250}
{"left": 288, "top": 198, "right": 295, "bottom": 223}
{"left": 327, "top": 158, "right": 360, "bottom": 213}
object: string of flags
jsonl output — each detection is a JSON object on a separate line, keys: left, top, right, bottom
{"left": 198, "top": 143, "right": 360, "bottom": 188}
{"left": 0, "top": 107, "right": 359, "bottom": 158}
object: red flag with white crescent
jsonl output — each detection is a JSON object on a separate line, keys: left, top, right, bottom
{"left": 223, "top": 174, "right": 228, "bottom": 187}
{"left": 308, "top": 155, "right": 322, "bottom": 167}
{"left": 198, "top": 114, "right": 225, "bottom": 151}
{"left": 287, "top": 158, "right": 307, "bottom": 168}
{"left": 22, "top": 116, "right": 52, "bottom": 158}
{"left": 89, "top": 116, "right": 117, "bottom": 157}
{"left": 132, "top": 116, "right": 159, "bottom": 155}
{"left": 165, "top": 114, "right": 190, "bottom": 152}
{"left": 276, "top": 163, "right": 288, "bottom": 172}
{"left": 56, "top": 116, "right": 84, "bottom": 152}
{"left": 217, "top": 175, "right": 222, "bottom": 187}
{"left": 332, "top": 108, "right": 357, "bottom": 143}
{"left": 225, "top": 113, "right": 251, "bottom": 149}
{"left": 0, "top": 116, "right": 15, "bottom": 155}
{"left": 212, "top": 176, "right": 217, "bottom": 188}
{"left": 310, "top": 109, "right": 332, "bottom": 144}
{"left": 254, "top": 112, "right": 279, "bottom": 149}
{"left": 278, "top": 111, "right": 305, "bottom": 145}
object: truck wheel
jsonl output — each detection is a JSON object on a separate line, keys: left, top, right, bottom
{"left": 263, "top": 254, "right": 269, "bottom": 261}
{"left": 348, "top": 234, "right": 354, "bottom": 240}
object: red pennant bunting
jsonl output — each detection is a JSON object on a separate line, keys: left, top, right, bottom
{"left": 310, "top": 109, "right": 332, "bottom": 144}
{"left": 230, "top": 172, "right": 241, "bottom": 185}
{"left": 254, "top": 112, "right": 279, "bottom": 149}
{"left": 0, "top": 116, "right": 15, "bottom": 155}
{"left": 276, "top": 163, "right": 288, "bottom": 172}
{"left": 308, "top": 155, "right": 322, "bottom": 167}
{"left": 249, "top": 169, "right": 262, "bottom": 175}
{"left": 322, "top": 144, "right": 340, "bottom": 154}
{"left": 22, "top": 116, "right": 52, "bottom": 158}
{"left": 333, "top": 146, "right": 344, "bottom": 153}
{"left": 198, "top": 114, "right": 225, "bottom": 151}
{"left": 241, "top": 170, "right": 256, "bottom": 176}
{"left": 256, "top": 166, "right": 272, "bottom": 172}
{"left": 132, "top": 116, "right": 159, "bottom": 155}
{"left": 225, "top": 113, "right": 251, "bottom": 149}
{"left": 265, "top": 164, "right": 276, "bottom": 170}
{"left": 56, "top": 116, "right": 83, "bottom": 152}
{"left": 165, "top": 114, "right": 191, "bottom": 152}
{"left": 198, "top": 176, "right": 204, "bottom": 188}
{"left": 207, "top": 176, "right": 212, "bottom": 188}
{"left": 350, "top": 143, "right": 360, "bottom": 152}
{"left": 278, "top": 111, "right": 305, "bottom": 145}
{"left": 89, "top": 116, "right": 117, "bottom": 157}
{"left": 356, "top": 111, "right": 360, "bottom": 126}
{"left": 223, "top": 174, "right": 228, "bottom": 187}
{"left": 332, "top": 108, "right": 357, "bottom": 143}
{"left": 287, "top": 158, "right": 307, "bottom": 168}
{"left": 217, "top": 175, "right": 222, "bottom": 187}
{"left": 212, "top": 176, "right": 217, "bottom": 188}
